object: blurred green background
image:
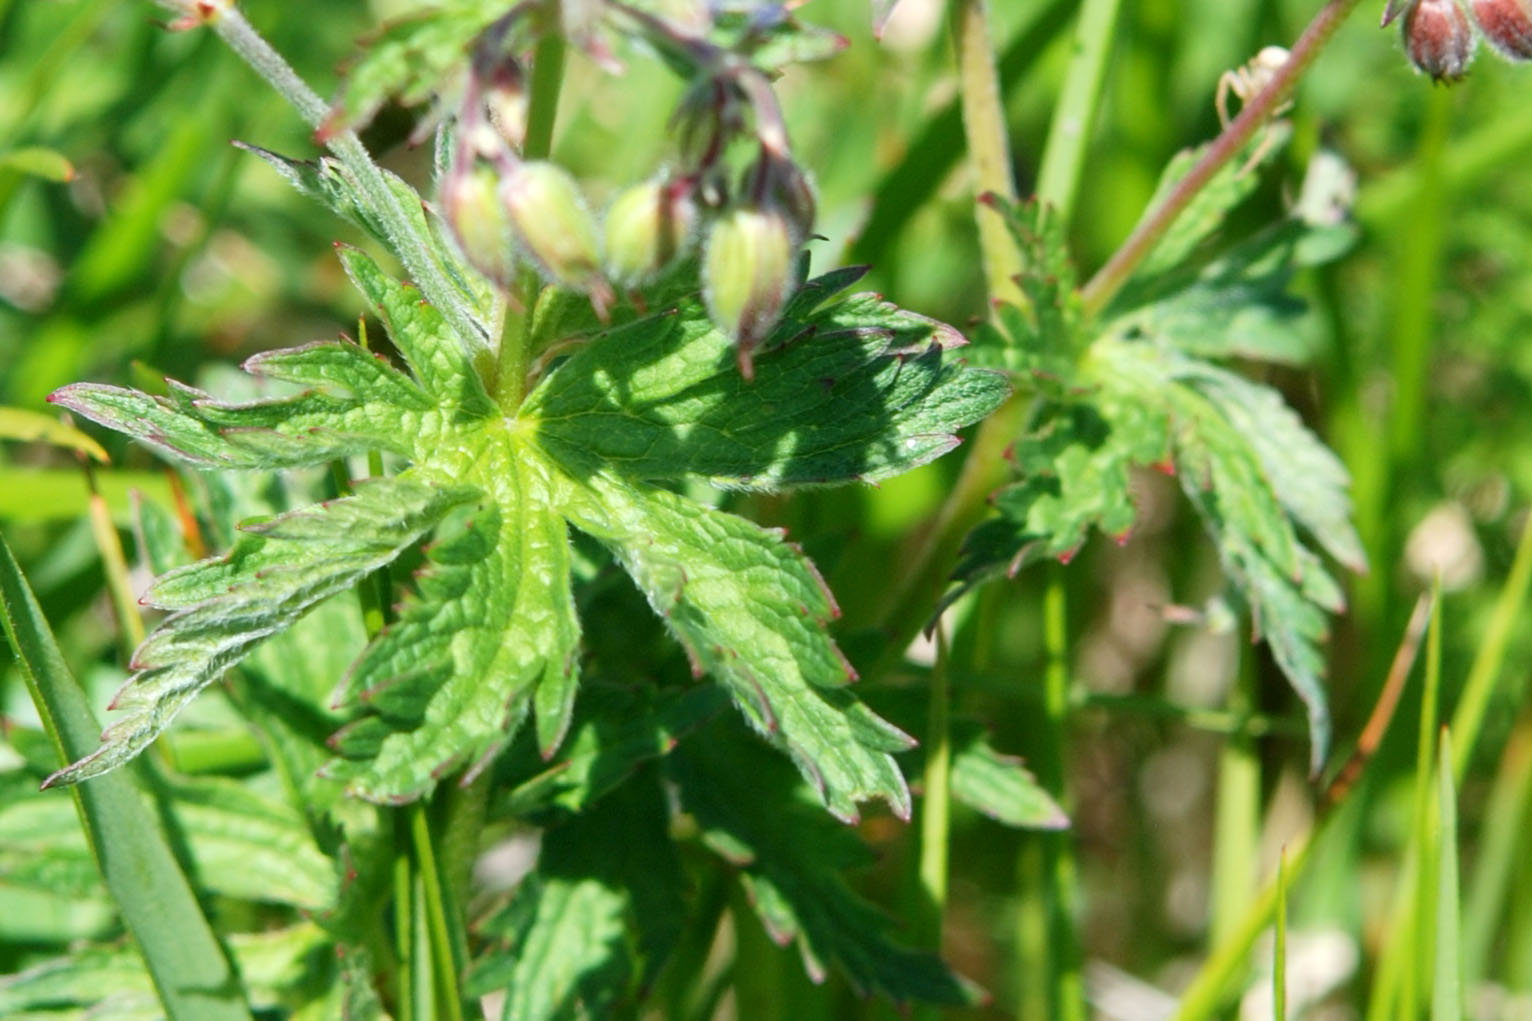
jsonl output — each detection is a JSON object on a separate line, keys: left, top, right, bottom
{"left": 4, "top": 0, "right": 1532, "bottom": 1015}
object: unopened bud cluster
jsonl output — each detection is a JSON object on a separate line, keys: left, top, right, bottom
{"left": 435, "top": 8, "right": 819, "bottom": 377}
{"left": 1386, "top": 0, "right": 1532, "bottom": 80}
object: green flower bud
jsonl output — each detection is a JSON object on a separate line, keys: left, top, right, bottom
{"left": 441, "top": 164, "right": 516, "bottom": 285}
{"left": 499, "top": 160, "right": 604, "bottom": 291}
{"left": 703, "top": 206, "right": 796, "bottom": 379}
{"left": 603, "top": 178, "right": 697, "bottom": 286}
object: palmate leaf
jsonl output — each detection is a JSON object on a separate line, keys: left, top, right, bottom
{"left": 963, "top": 192, "right": 1362, "bottom": 771}
{"left": 51, "top": 246, "right": 1002, "bottom": 821}
{"left": 670, "top": 722, "right": 979, "bottom": 1006}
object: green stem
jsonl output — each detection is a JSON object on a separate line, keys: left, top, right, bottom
{"left": 494, "top": 12, "right": 567, "bottom": 411}
{"left": 916, "top": 626, "right": 954, "bottom": 958}
{"left": 948, "top": 0, "right": 1024, "bottom": 310}
{"left": 1078, "top": 0, "right": 1366, "bottom": 318}
{"left": 1209, "top": 653, "right": 1258, "bottom": 950}
{"left": 523, "top": 16, "right": 567, "bottom": 163}
{"left": 181, "top": 1, "right": 485, "bottom": 352}
{"left": 1039, "top": 570, "right": 1083, "bottom": 1021}
{"left": 393, "top": 825, "right": 417, "bottom": 1021}
{"left": 1449, "top": 509, "right": 1532, "bottom": 776}
{"left": 1034, "top": 0, "right": 1124, "bottom": 222}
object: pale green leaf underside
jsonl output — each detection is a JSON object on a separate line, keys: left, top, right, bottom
{"left": 49, "top": 341, "right": 429, "bottom": 470}
{"left": 239, "top": 145, "right": 494, "bottom": 346}
{"left": 950, "top": 723, "right": 1070, "bottom": 830}
{"left": 323, "top": 440, "right": 582, "bottom": 803}
{"left": 1095, "top": 342, "right": 1349, "bottom": 770}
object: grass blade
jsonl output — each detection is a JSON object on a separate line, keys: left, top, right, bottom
{"left": 0, "top": 536, "right": 251, "bottom": 1021}
{"left": 1433, "top": 728, "right": 1462, "bottom": 1021}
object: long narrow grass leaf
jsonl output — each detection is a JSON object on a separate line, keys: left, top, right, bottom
{"left": 0, "top": 536, "right": 252, "bottom": 1021}
{"left": 1434, "top": 729, "right": 1462, "bottom": 1021}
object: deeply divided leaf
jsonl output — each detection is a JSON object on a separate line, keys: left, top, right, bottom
{"left": 44, "top": 476, "right": 474, "bottom": 788}
{"left": 962, "top": 193, "right": 1363, "bottom": 770}
{"left": 52, "top": 256, "right": 994, "bottom": 821}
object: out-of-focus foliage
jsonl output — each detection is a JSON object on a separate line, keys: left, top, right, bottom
{"left": 4, "top": 0, "right": 1532, "bottom": 1017}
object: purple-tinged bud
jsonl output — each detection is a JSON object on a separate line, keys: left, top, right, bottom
{"left": 1401, "top": 0, "right": 1478, "bottom": 81}
{"left": 1471, "top": 0, "right": 1532, "bottom": 59}
{"left": 483, "top": 59, "right": 528, "bottom": 150}
{"left": 499, "top": 160, "right": 604, "bottom": 292}
{"left": 704, "top": 206, "right": 796, "bottom": 379}
{"left": 441, "top": 164, "right": 517, "bottom": 285}
{"left": 603, "top": 177, "right": 698, "bottom": 286}
{"left": 747, "top": 150, "right": 816, "bottom": 246}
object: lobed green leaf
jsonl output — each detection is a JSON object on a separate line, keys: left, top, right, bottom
{"left": 467, "top": 774, "right": 685, "bottom": 1020}
{"left": 44, "top": 476, "right": 473, "bottom": 789}
{"left": 323, "top": 442, "right": 581, "bottom": 803}
{"left": 527, "top": 271, "right": 1009, "bottom": 488}
{"left": 563, "top": 470, "right": 913, "bottom": 822}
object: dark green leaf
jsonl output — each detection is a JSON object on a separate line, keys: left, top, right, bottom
{"left": 498, "top": 683, "right": 727, "bottom": 820}
{"left": 467, "top": 772, "right": 685, "bottom": 1019}
{"left": 671, "top": 724, "right": 979, "bottom": 1006}
{"left": 527, "top": 275, "right": 1008, "bottom": 488}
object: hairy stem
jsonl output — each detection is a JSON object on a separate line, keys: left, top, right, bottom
{"left": 1079, "top": 0, "right": 1366, "bottom": 318}
{"left": 176, "top": 1, "right": 486, "bottom": 352}
{"left": 495, "top": 12, "right": 568, "bottom": 411}
{"left": 949, "top": 0, "right": 1024, "bottom": 310}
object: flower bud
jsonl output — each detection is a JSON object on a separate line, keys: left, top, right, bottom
{"left": 498, "top": 160, "right": 604, "bottom": 291}
{"left": 603, "top": 177, "right": 697, "bottom": 286}
{"left": 1471, "top": 0, "right": 1532, "bottom": 59}
{"left": 441, "top": 163, "right": 516, "bottom": 285}
{"left": 1401, "top": 0, "right": 1478, "bottom": 81}
{"left": 751, "top": 151, "right": 816, "bottom": 245}
{"left": 703, "top": 205, "right": 796, "bottom": 379}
